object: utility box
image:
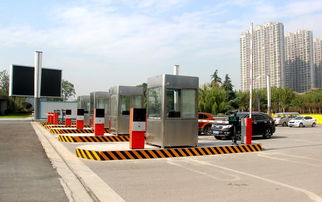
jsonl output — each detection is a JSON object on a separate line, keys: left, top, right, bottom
{"left": 109, "top": 86, "right": 144, "bottom": 135}
{"left": 129, "top": 108, "right": 146, "bottom": 149}
{"left": 146, "top": 74, "right": 198, "bottom": 148}
{"left": 89, "top": 91, "right": 110, "bottom": 128}
{"left": 77, "top": 95, "right": 90, "bottom": 126}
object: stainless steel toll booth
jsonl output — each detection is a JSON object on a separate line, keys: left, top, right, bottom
{"left": 109, "top": 86, "right": 144, "bottom": 135}
{"left": 89, "top": 91, "right": 110, "bottom": 128}
{"left": 77, "top": 95, "right": 90, "bottom": 126}
{"left": 146, "top": 74, "right": 198, "bottom": 148}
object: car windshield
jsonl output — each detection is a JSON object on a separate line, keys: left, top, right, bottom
{"left": 294, "top": 116, "right": 303, "bottom": 120}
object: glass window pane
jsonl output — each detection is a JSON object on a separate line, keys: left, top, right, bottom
{"left": 132, "top": 96, "right": 142, "bottom": 108}
{"left": 148, "top": 87, "right": 162, "bottom": 118}
{"left": 120, "top": 95, "right": 130, "bottom": 115}
{"left": 166, "top": 89, "right": 181, "bottom": 118}
{"left": 182, "top": 89, "right": 196, "bottom": 118}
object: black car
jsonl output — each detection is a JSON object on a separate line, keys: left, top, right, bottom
{"left": 211, "top": 112, "right": 276, "bottom": 140}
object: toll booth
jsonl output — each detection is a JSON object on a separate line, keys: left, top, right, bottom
{"left": 89, "top": 91, "right": 110, "bottom": 128}
{"left": 146, "top": 74, "right": 199, "bottom": 148}
{"left": 109, "top": 86, "right": 144, "bottom": 135}
{"left": 77, "top": 95, "right": 90, "bottom": 126}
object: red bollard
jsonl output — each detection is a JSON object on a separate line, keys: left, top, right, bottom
{"left": 245, "top": 118, "right": 252, "bottom": 144}
{"left": 94, "top": 109, "right": 105, "bottom": 136}
{"left": 53, "top": 112, "right": 59, "bottom": 125}
{"left": 129, "top": 108, "right": 146, "bottom": 149}
{"left": 76, "top": 109, "right": 84, "bottom": 129}
{"left": 47, "top": 112, "right": 53, "bottom": 124}
{"left": 65, "top": 109, "right": 72, "bottom": 126}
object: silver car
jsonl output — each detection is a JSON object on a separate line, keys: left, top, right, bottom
{"left": 273, "top": 112, "right": 299, "bottom": 126}
{"left": 288, "top": 116, "right": 316, "bottom": 127}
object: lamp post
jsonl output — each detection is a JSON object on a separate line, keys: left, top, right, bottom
{"left": 249, "top": 23, "right": 253, "bottom": 118}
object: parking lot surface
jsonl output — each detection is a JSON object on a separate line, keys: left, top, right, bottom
{"left": 56, "top": 126, "right": 322, "bottom": 201}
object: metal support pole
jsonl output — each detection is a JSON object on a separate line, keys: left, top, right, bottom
{"left": 34, "top": 51, "right": 42, "bottom": 120}
{"left": 267, "top": 75, "right": 271, "bottom": 115}
{"left": 249, "top": 23, "right": 253, "bottom": 118}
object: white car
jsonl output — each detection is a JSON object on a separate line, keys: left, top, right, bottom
{"left": 288, "top": 116, "right": 316, "bottom": 127}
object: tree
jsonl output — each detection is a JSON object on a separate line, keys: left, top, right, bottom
{"left": 221, "top": 74, "right": 236, "bottom": 101}
{"left": 62, "top": 80, "right": 76, "bottom": 101}
{"left": 210, "top": 69, "right": 222, "bottom": 86}
{"left": 199, "top": 83, "right": 231, "bottom": 114}
{"left": 0, "top": 69, "right": 9, "bottom": 96}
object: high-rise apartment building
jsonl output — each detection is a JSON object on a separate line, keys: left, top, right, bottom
{"left": 314, "top": 37, "right": 322, "bottom": 88}
{"left": 240, "top": 22, "right": 285, "bottom": 91}
{"left": 285, "top": 30, "right": 314, "bottom": 93}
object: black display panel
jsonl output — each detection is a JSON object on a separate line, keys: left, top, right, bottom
{"left": 11, "top": 65, "right": 34, "bottom": 96}
{"left": 10, "top": 65, "right": 62, "bottom": 97}
{"left": 95, "top": 108, "right": 105, "bottom": 117}
{"left": 65, "top": 109, "right": 72, "bottom": 115}
{"left": 77, "top": 109, "right": 84, "bottom": 116}
{"left": 133, "top": 108, "right": 146, "bottom": 122}
{"left": 41, "top": 68, "right": 62, "bottom": 97}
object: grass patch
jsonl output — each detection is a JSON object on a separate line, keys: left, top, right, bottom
{"left": 0, "top": 113, "right": 32, "bottom": 118}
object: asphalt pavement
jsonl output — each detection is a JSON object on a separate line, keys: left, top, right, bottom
{"left": 0, "top": 120, "right": 68, "bottom": 202}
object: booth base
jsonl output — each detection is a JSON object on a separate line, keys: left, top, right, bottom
{"left": 75, "top": 143, "right": 263, "bottom": 161}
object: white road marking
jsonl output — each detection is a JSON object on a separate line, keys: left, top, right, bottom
{"left": 187, "top": 158, "right": 322, "bottom": 202}
{"left": 167, "top": 160, "right": 240, "bottom": 182}
{"left": 257, "top": 153, "right": 322, "bottom": 168}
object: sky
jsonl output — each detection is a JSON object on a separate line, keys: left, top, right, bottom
{"left": 1, "top": 0, "right": 322, "bottom": 97}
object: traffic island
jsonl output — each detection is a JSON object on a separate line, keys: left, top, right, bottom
{"left": 58, "top": 134, "right": 130, "bottom": 143}
{"left": 49, "top": 128, "right": 110, "bottom": 134}
{"left": 75, "top": 143, "right": 263, "bottom": 161}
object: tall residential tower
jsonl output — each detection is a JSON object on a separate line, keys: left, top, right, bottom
{"left": 240, "top": 22, "right": 285, "bottom": 91}
{"left": 314, "top": 37, "right": 322, "bottom": 88}
{"left": 285, "top": 30, "right": 314, "bottom": 93}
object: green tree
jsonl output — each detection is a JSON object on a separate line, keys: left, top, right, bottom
{"left": 199, "top": 83, "right": 231, "bottom": 114}
{"left": 210, "top": 69, "right": 222, "bottom": 87}
{"left": 62, "top": 80, "right": 76, "bottom": 101}
{"left": 221, "top": 74, "right": 236, "bottom": 101}
{"left": 0, "top": 69, "right": 9, "bottom": 96}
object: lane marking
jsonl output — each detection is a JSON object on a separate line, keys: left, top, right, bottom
{"left": 167, "top": 160, "right": 240, "bottom": 182}
{"left": 187, "top": 158, "right": 322, "bottom": 202}
{"left": 257, "top": 153, "right": 322, "bottom": 168}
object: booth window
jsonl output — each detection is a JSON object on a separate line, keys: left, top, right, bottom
{"left": 120, "top": 95, "right": 130, "bottom": 115}
{"left": 166, "top": 89, "right": 196, "bottom": 119}
{"left": 111, "top": 95, "right": 118, "bottom": 116}
{"left": 148, "top": 87, "right": 161, "bottom": 118}
{"left": 181, "top": 89, "right": 196, "bottom": 118}
{"left": 166, "top": 88, "right": 181, "bottom": 118}
{"left": 132, "top": 95, "right": 142, "bottom": 108}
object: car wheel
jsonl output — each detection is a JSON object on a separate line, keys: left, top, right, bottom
{"left": 282, "top": 122, "right": 287, "bottom": 127}
{"left": 299, "top": 123, "right": 304, "bottom": 127}
{"left": 214, "top": 135, "right": 222, "bottom": 140}
{"left": 203, "top": 125, "right": 212, "bottom": 135}
{"left": 312, "top": 122, "right": 316, "bottom": 127}
{"left": 263, "top": 128, "right": 272, "bottom": 139}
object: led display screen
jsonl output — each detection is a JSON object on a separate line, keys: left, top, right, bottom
{"left": 10, "top": 65, "right": 62, "bottom": 97}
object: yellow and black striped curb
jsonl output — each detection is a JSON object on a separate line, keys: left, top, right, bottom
{"left": 58, "top": 135, "right": 130, "bottom": 143}
{"left": 76, "top": 144, "right": 263, "bottom": 161}
{"left": 49, "top": 128, "right": 110, "bottom": 134}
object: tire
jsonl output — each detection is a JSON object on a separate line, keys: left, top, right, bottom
{"left": 282, "top": 122, "right": 287, "bottom": 127}
{"left": 299, "top": 123, "right": 304, "bottom": 127}
{"left": 214, "top": 135, "right": 222, "bottom": 140}
{"left": 263, "top": 128, "right": 272, "bottom": 139}
{"left": 312, "top": 122, "right": 316, "bottom": 127}
{"left": 203, "top": 125, "right": 212, "bottom": 135}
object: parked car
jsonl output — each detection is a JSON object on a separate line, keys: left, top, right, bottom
{"left": 211, "top": 112, "right": 276, "bottom": 140}
{"left": 288, "top": 116, "right": 316, "bottom": 127}
{"left": 198, "top": 112, "right": 215, "bottom": 135}
{"left": 273, "top": 112, "right": 299, "bottom": 126}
